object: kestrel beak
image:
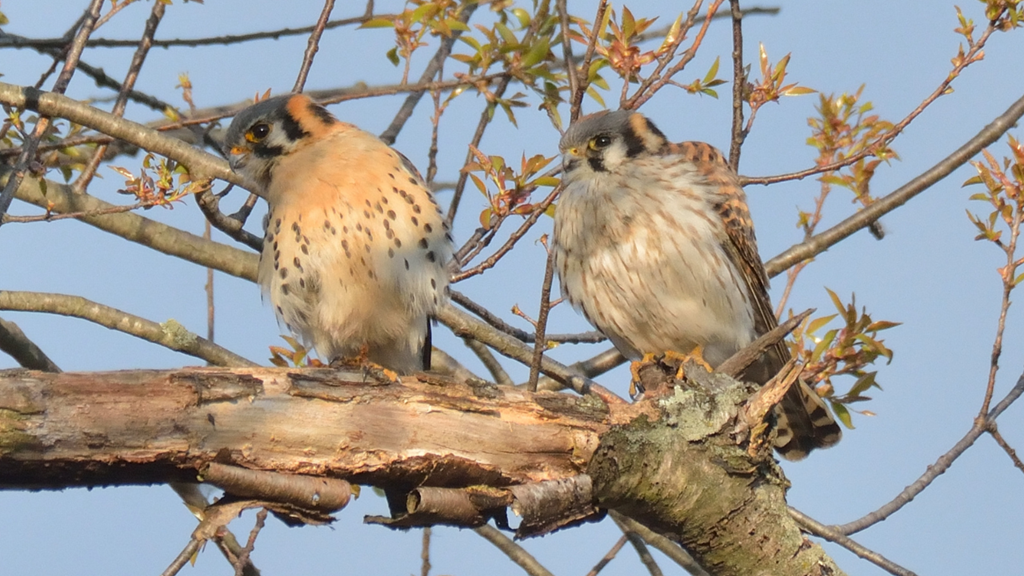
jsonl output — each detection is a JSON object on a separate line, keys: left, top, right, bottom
{"left": 562, "top": 146, "right": 582, "bottom": 171}
{"left": 228, "top": 145, "right": 251, "bottom": 171}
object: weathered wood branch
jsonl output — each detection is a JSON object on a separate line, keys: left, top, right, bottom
{"left": 0, "top": 364, "right": 844, "bottom": 576}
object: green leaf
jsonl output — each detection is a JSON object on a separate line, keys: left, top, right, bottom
{"left": 522, "top": 37, "right": 550, "bottom": 68}
{"left": 831, "top": 402, "right": 855, "bottom": 429}
{"left": 511, "top": 8, "right": 531, "bottom": 28}
{"left": 386, "top": 47, "right": 400, "bottom": 66}
{"left": 704, "top": 57, "right": 720, "bottom": 84}
{"left": 359, "top": 18, "right": 395, "bottom": 29}
{"left": 807, "top": 314, "right": 837, "bottom": 334}
{"left": 494, "top": 22, "right": 519, "bottom": 47}
{"left": 534, "top": 176, "right": 560, "bottom": 187}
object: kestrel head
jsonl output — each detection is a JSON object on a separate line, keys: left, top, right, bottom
{"left": 223, "top": 93, "right": 339, "bottom": 195}
{"left": 560, "top": 110, "right": 670, "bottom": 178}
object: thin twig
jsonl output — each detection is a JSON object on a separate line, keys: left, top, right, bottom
{"left": 625, "top": 0, "right": 726, "bottom": 110}
{"left": 727, "top": 0, "right": 745, "bottom": 171}
{"left": 0, "top": 0, "right": 105, "bottom": 227}
{"left": 234, "top": 509, "right": 268, "bottom": 576}
{"left": 584, "top": 535, "right": 628, "bottom": 576}
{"left": 742, "top": 17, "right": 1004, "bottom": 187}
{"left": 569, "top": 0, "right": 608, "bottom": 120}
{"left": 527, "top": 243, "right": 557, "bottom": 392}
{"left": 764, "top": 91, "right": 1024, "bottom": 278}
{"left": 610, "top": 514, "right": 664, "bottom": 576}
{"left": 159, "top": 538, "right": 202, "bottom": 576}
{"left": 556, "top": 0, "right": 579, "bottom": 125}
{"left": 421, "top": 527, "right": 432, "bottom": 576}
{"left": 790, "top": 508, "right": 918, "bottom": 576}
{"left": 452, "top": 184, "right": 560, "bottom": 282}
{"left": 293, "top": 0, "right": 337, "bottom": 93}
{"left": 0, "top": 15, "right": 383, "bottom": 48}
{"left": 988, "top": 425, "right": 1024, "bottom": 475}
{"left": 833, "top": 369, "right": 1024, "bottom": 535}
{"left": 378, "top": 3, "right": 478, "bottom": 145}
{"left": 609, "top": 511, "right": 708, "bottom": 576}
{"left": 74, "top": 0, "right": 166, "bottom": 194}
{"left": 0, "top": 291, "right": 257, "bottom": 367}
{"left": 195, "top": 187, "right": 264, "bottom": 251}
{"left": 462, "top": 337, "right": 514, "bottom": 386}
{"left": 7, "top": 171, "right": 259, "bottom": 282}
{"left": 473, "top": 524, "right": 555, "bottom": 576}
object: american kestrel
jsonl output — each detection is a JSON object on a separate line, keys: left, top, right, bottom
{"left": 552, "top": 110, "right": 841, "bottom": 460}
{"left": 223, "top": 94, "right": 452, "bottom": 374}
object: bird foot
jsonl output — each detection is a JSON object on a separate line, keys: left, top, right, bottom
{"left": 664, "top": 346, "right": 714, "bottom": 381}
{"left": 330, "top": 346, "right": 400, "bottom": 385}
{"left": 629, "top": 353, "right": 660, "bottom": 397}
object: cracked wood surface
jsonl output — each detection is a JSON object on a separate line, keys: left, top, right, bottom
{"left": 0, "top": 367, "right": 612, "bottom": 489}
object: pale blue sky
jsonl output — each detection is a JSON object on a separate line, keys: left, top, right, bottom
{"left": 2, "top": 1, "right": 1022, "bottom": 574}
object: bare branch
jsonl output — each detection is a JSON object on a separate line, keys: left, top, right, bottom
{"left": 612, "top": 513, "right": 665, "bottom": 576}
{"left": 790, "top": 508, "right": 918, "bottom": 576}
{"left": 473, "top": 524, "right": 556, "bottom": 576}
{"left": 0, "top": 291, "right": 256, "bottom": 367}
{"left": 742, "top": 18, "right": 1005, "bottom": 187}
{"left": 293, "top": 0, "right": 337, "bottom": 93}
{"left": 727, "top": 0, "right": 746, "bottom": 171}
{"left": 234, "top": 509, "right": 268, "bottom": 576}
{"left": 0, "top": 0, "right": 105, "bottom": 226}
{"left": 765, "top": 91, "right": 1024, "bottom": 278}
{"left": 834, "top": 369, "right": 1024, "bottom": 535}
{"left": 988, "top": 425, "right": 1024, "bottom": 475}
{"left": 585, "top": 535, "right": 627, "bottom": 576}
{"left": 0, "top": 81, "right": 242, "bottom": 185}
{"left": 377, "top": 3, "right": 478, "bottom": 145}
{"left": 462, "top": 337, "right": 514, "bottom": 386}
{"left": 527, "top": 245, "right": 558, "bottom": 392}
{"left": 434, "top": 303, "right": 625, "bottom": 405}
{"left": 0, "top": 317, "right": 61, "bottom": 372}
{"left": 608, "top": 512, "right": 708, "bottom": 576}
{"left": 159, "top": 538, "right": 203, "bottom": 576}
{"left": 8, "top": 172, "right": 258, "bottom": 281}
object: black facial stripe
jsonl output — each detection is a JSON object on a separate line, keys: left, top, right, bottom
{"left": 644, "top": 116, "right": 667, "bottom": 141}
{"left": 622, "top": 128, "right": 646, "bottom": 158}
{"left": 280, "top": 113, "right": 308, "bottom": 142}
{"left": 309, "top": 101, "right": 337, "bottom": 125}
{"left": 587, "top": 155, "right": 606, "bottom": 172}
{"left": 254, "top": 143, "right": 286, "bottom": 159}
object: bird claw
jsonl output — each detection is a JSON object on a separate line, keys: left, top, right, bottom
{"left": 329, "top": 346, "right": 400, "bottom": 385}
{"left": 629, "top": 352, "right": 660, "bottom": 397}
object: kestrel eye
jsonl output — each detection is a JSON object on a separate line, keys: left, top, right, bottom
{"left": 591, "top": 135, "right": 612, "bottom": 149}
{"left": 248, "top": 123, "right": 271, "bottom": 142}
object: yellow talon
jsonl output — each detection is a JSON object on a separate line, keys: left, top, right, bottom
{"left": 629, "top": 352, "right": 659, "bottom": 397}
{"left": 664, "top": 346, "right": 713, "bottom": 380}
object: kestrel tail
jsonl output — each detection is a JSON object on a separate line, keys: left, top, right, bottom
{"left": 223, "top": 94, "right": 453, "bottom": 374}
{"left": 551, "top": 109, "right": 841, "bottom": 460}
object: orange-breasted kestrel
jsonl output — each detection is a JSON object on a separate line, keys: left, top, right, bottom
{"left": 224, "top": 94, "right": 452, "bottom": 374}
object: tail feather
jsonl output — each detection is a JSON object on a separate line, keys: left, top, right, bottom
{"left": 773, "top": 380, "right": 843, "bottom": 461}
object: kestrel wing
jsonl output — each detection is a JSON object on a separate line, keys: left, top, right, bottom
{"left": 672, "top": 141, "right": 841, "bottom": 459}
{"left": 671, "top": 142, "right": 786, "bottom": 377}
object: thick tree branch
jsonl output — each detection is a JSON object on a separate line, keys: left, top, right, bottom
{"left": 0, "top": 365, "right": 844, "bottom": 576}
